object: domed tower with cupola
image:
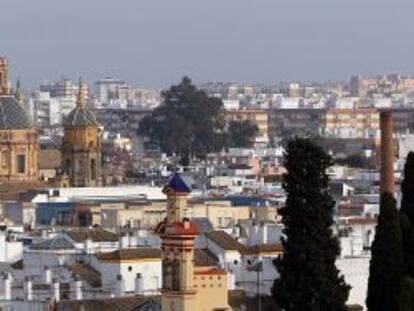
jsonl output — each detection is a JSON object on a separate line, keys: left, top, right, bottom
{"left": 0, "top": 56, "right": 38, "bottom": 181}
{"left": 156, "top": 173, "right": 199, "bottom": 311}
{"left": 155, "top": 173, "right": 231, "bottom": 311}
{"left": 62, "top": 79, "right": 102, "bottom": 187}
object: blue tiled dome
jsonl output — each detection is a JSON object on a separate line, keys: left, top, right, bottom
{"left": 63, "top": 106, "right": 100, "bottom": 128}
{"left": 0, "top": 96, "right": 32, "bottom": 129}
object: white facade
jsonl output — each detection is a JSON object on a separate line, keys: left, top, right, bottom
{"left": 0, "top": 231, "right": 22, "bottom": 263}
{"left": 248, "top": 223, "right": 283, "bottom": 245}
{"left": 223, "top": 99, "right": 240, "bottom": 110}
{"left": 29, "top": 90, "right": 76, "bottom": 126}
{"left": 337, "top": 257, "right": 370, "bottom": 310}
{"left": 97, "top": 259, "right": 161, "bottom": 294}
{"left": 31, "top": 185, "right": 165, "bottom": 204}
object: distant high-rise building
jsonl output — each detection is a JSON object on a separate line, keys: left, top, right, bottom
{"left": 40, "top": 79, "right": 76, "bottom": 98}
{"left": 349, "top": 76, "right": 361, "bottom": 97}
{"left": 30, "top": 79, "right": 89, "bottom": 126}
{"left": 94, "top": 77, "right": 126, "bottom": 104}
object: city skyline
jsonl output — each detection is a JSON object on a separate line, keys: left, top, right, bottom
{"left": 2, "top": 0, "right": 414, "bottom": 88}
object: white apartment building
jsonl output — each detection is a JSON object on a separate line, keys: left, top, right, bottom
{"left": 29, "top": 79, "right": 91, "bottom": 126}
{"left": 29, "top": 91, "right": 76, "bottom": 126}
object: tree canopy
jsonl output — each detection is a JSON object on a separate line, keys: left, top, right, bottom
{"left": 138, "top": 77, "right": 258, "bottom": 165}
{"left": 272, "top": 138, "right": 350, "bottom": 311}
{"left": 227, "top": 119, "right": 258, "bottom": 148}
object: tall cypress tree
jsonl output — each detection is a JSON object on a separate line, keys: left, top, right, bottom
{"left": 400, "top": 152, "right": 414, "bottom": 291}
{"left": 272, "top": 138, "right": 350, "bottom": 311}
{"left": 367, "top": 193, "right": 405, "bottom": 311}
{"left": 401, "top": 152, "right": 414, "bottom": 222}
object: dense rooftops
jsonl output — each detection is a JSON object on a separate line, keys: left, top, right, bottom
{"left": 205, "top": 230, "right": 245, "bottom": 251}
{"left": 65, "top": 228, "right": 119, "bottom": 243}
{"left": 96, "top": 248, "right": 162, "bottom": 261}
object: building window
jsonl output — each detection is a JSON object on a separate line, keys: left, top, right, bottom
{"left": 66, "top": 159, "right": 71, "bottom": 173}
{"left": 17, "top": 154, "right": 25, "bottom": 174}
{"left": 90, "top": 159, "right": 96, "bottom": 180}
{"left": 2, "top": 150, "right": 7, "bottom": 168}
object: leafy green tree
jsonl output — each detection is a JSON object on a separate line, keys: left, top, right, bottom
{"left": 138, "top": 77, "right": 226, "bottom": 165}
{"left": 367, "top": 193, "right": 406, "bottom": 311}
{"left": 272, "top": 138, "right": 350, "bottom": 311}
{"left": 227, "top": 120, "right": 258, "bottom": 148}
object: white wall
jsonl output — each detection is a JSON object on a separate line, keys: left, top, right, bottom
{"left": 337, "top": 257, "right": 370, "bottom": 310}
{"left": 0, "top": 233, "right": 23, "bottom": 263}
{"left": 100, "top": 260, "right": 161, "bottom": 294}
{"left": 120, "top": 261, "right": 161, "bottom": 293}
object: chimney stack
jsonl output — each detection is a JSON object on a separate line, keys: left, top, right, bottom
{"left": 380, "top": 111, "right": 395, "bottom": 194}
{"left": 135, "top": 273, "right": 143, "bottom": 295}
{"left": 70, "top": 275, "right": 82, "bottom": 300}
{"left": 52, "top": 278, "right": 60, "bottom": 302}
{"left": 44, "top": 266, "right": 52, "bottom": 284}
{"left": 3, "top": 273, "right": 11, "bottom": 300}
{"left": 24, "top": 276, "right": 33, "bottom": 301}
{"left": 116, "top": 274, "right": 125, "bottom": 297}
{"left": 120, "top": 233, "right": 129, "bottom": 249}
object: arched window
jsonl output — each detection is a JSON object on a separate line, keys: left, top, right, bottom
{"left": 66, "top": 159, "right": 71, "bottom": 174}
{"left": 90, "top": 159, "right": 96, "bottom": 180}
{"left": 17, "top": 154, "right": 26, "bottom": 174}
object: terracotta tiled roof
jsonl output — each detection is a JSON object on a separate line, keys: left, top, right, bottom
{"left": 67, "top": 263, "right": 101, "bottom": 288}
{"left": 96, "top": 248, "right": 161, "bottom": 261}
{"left": 242, "top": 243, "right": 283, "bottom": 255}
{"left": 205, "top": 231, "right": 245, "bottom": 251}
{"left": 65, "top": 228, "right": 119, "bottom": 243}
{"left": 156, "top": 221, "right": 199, "bottom": 236}
{"left": 194, "top": 248, "right": 219, "bottom": 267}
{"left": 194, "top": 267, "right": 227, "bottom": 275}
{"left": 347, "top": 217, "right": 377, "bottom": 225}
{"left": 0, "top": 181, "right": 48, "bottom": 200}
{"left": 56, "top": 296, "right": 161, "bottom": 311}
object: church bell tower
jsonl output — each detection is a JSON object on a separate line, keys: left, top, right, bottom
{"left": 0, "top": 57, "right": 10, "bottom": 95}
{"left": 62, "top": 79, "right": 102, "bottom": 187}
{"left": 156, "top": 173, "right": 199, "bottom": 311}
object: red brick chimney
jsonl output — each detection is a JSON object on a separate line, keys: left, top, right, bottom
{"left": 380, "top": 111, "right": 394, "bottom": 194}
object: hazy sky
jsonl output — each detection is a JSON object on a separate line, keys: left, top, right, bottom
{"left": 1, "top": 0, "right": 413, "bottom": 89}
